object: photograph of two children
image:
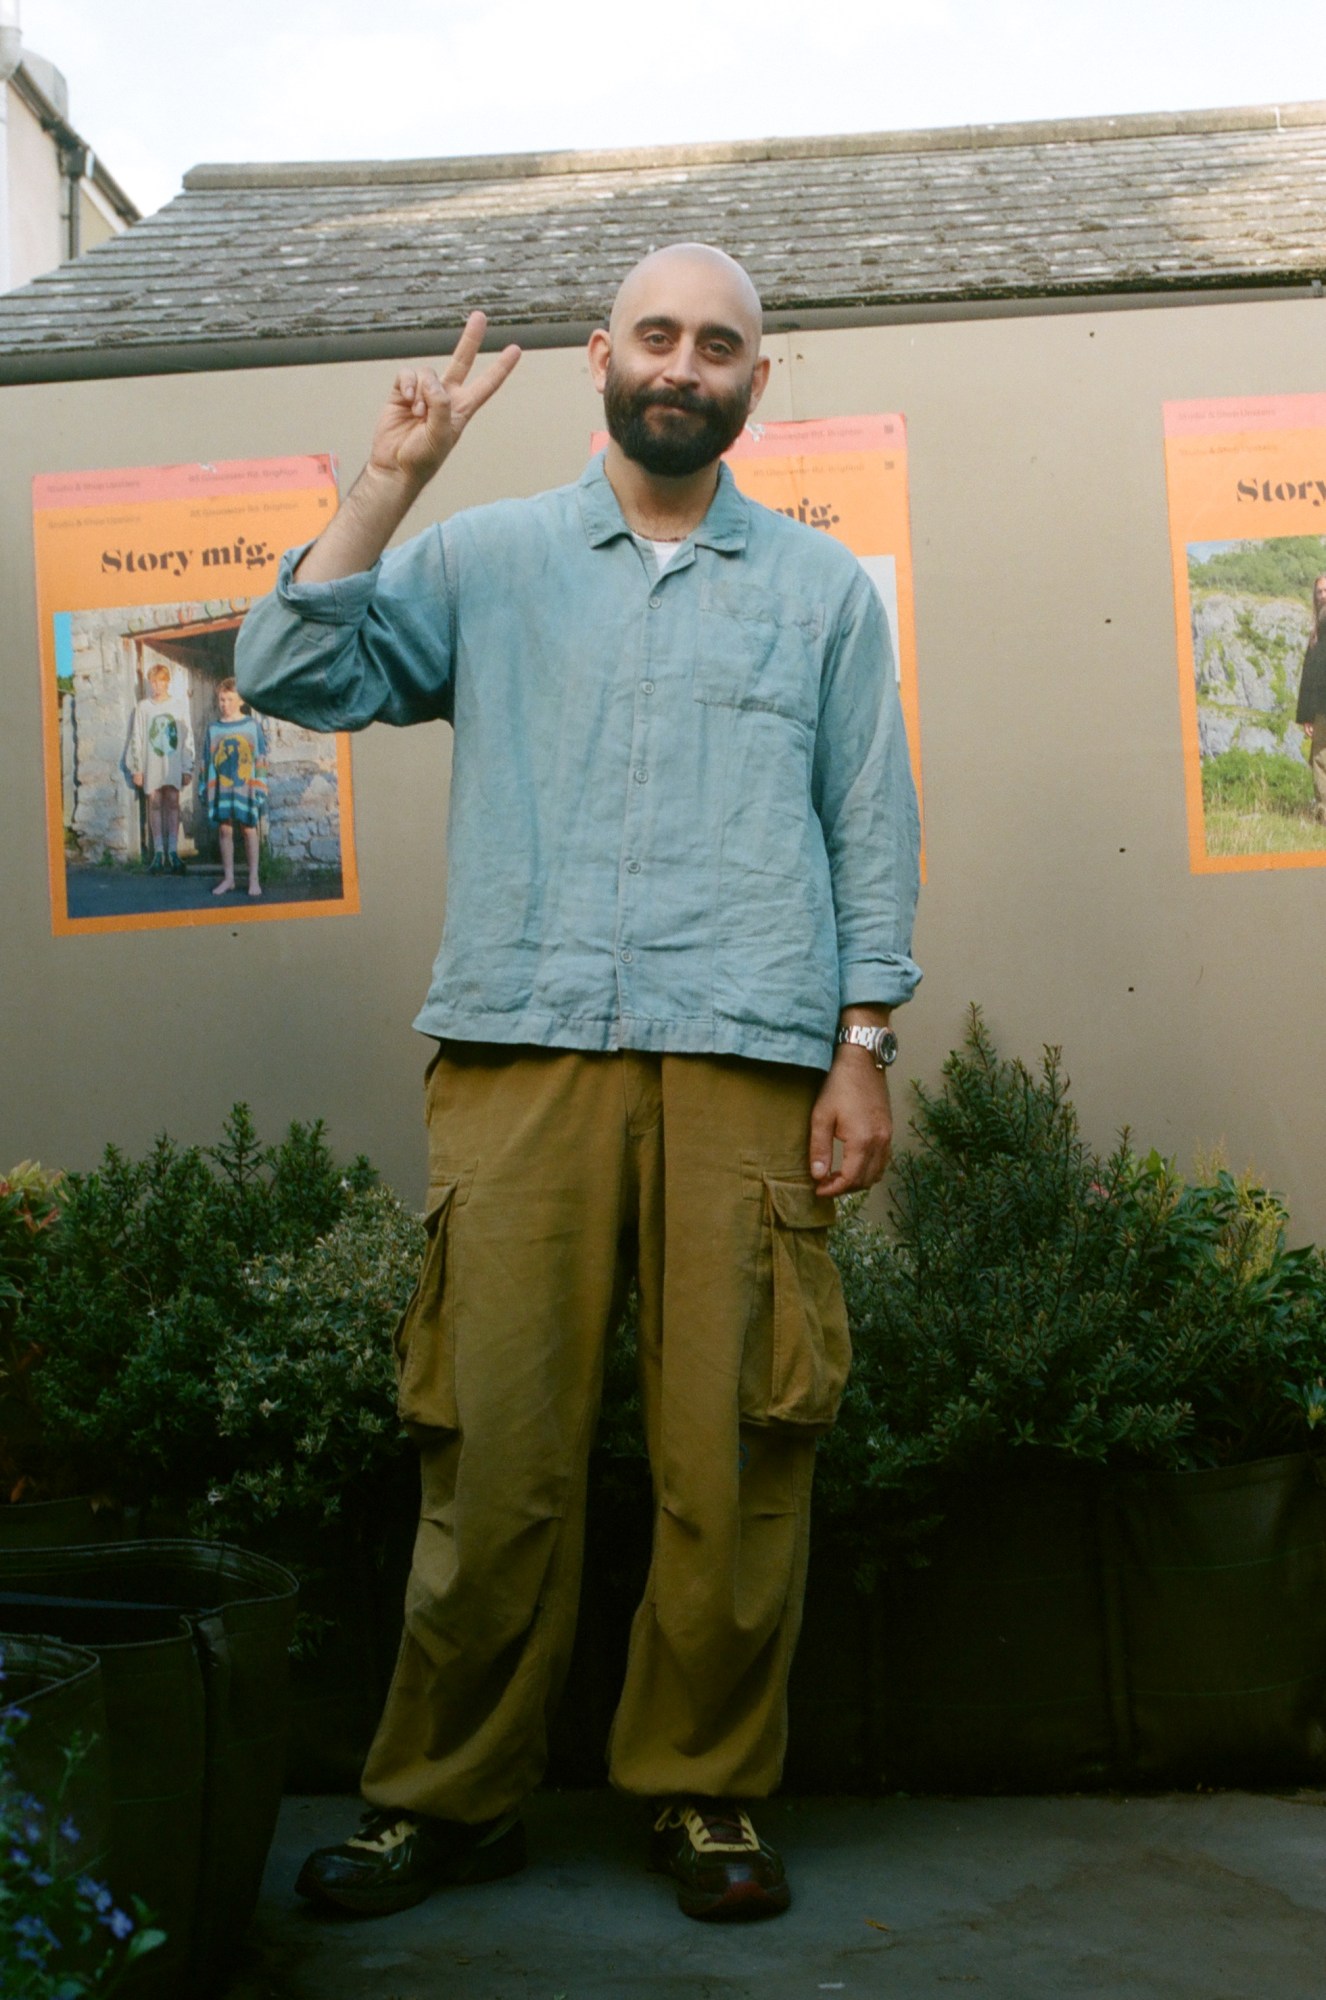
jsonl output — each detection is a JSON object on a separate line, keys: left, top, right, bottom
{"left": 33, "top": 455, "right": 360, "bottom": 935}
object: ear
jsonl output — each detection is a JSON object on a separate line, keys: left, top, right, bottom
{"left": 587, "top": 327, "right": 611, "bottom": 394}
{"left": 748, "top": 354, "right": 772, "bottom": 414}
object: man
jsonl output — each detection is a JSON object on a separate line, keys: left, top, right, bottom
{"left": 1297, "top": 571, "right": 1326, "bottom": 822}
{"left": 236, "top": 244, "right": 920, "bottom": 1925}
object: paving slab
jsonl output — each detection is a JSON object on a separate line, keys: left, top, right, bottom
{"left": 222, "top": 1788, "right": 1326, "bottom": 2000}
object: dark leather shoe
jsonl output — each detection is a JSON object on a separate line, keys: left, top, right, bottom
{"left": 295, "top": 1806, "right": 526, "bottom": 1915}
{"left": 650, "top": 1800, "right": 790, "bottom": 1922}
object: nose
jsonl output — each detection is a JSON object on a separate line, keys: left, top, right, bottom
{"left": 661, "top": 337, "right": 701, "bottom": 386}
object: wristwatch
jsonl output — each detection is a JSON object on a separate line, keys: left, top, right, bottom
{"left": 835, "top": 1024, "right": 898, "bottom": 1070}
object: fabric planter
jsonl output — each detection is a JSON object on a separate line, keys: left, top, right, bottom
{"left": 872, "top": 1452, "right": 1326, "bottom": 1792}
{"left": 0, "top": 1496, "right": 134, "bottom": 1550}
{"left": 874, "top": 1470, "right": 1115, "bottom": 1792}
{"left": 0, "top": 1538, "right": 297, "bottom": 1999}
{"left": 1109, "top": 1453, "right": 1326, "bottom": 1785}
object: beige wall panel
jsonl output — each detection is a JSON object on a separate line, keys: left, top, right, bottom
{"left": 2, "top": 296, "right": 1325, "bottom": 1228}
{"left": 0, "top": 346, "right": 603, "bottom": 1199}
{"left": 786, "top": 301, "right": 1326, "bottom": 1234}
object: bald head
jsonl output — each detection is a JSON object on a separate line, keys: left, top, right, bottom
{"left": 588, "top": 243, "right": 770, "bottom": 482}
{"left": 609, "top": 244, "right": 763, "bottom": 347}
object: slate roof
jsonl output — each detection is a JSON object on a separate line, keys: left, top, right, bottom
{"left": 2, "top": 100, "right": 1325, "bottom": 381}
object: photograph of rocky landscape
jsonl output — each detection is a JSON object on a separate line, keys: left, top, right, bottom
{"left": 1189, "top": 535, "right": 1326, "bottom": 859}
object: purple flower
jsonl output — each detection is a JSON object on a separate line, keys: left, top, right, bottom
{"left": 10, "top": 1846, "right": 32, "bottom": 1869}
{"left": 59, "top": 1816, "right": 81, "bottom": 1844}
{"left": 30, "top": 1865, "right": 52, "bottom": 1887}
{"left": 101, "top": 1906, "right": 135, "bottom": 1940}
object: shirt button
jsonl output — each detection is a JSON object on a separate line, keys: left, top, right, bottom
{"left": 620, "top": 948, "right": 634, "bottom": 963}
{"left": 627, "top": 860, "right": 641, "bottom": 874}
{"left": 640, "top": 680, "right": 655, "bottom": 695}
{"left": 633, "top": 767, "right": 648, "bottom": 784}
{"left": 649, "top": 595, "right": 662, "bottom": 610}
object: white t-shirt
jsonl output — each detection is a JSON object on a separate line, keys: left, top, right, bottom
{"left": 634, "top": 534, "right": 685, "bottom": 576}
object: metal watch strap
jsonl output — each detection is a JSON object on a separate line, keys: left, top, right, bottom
{"left": 835, "top": 1024, "right": 898, "bottom": 1069}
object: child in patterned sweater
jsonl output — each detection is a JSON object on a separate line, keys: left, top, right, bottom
{"left": 203, "top": 678, "right": 268, "bottom": 897}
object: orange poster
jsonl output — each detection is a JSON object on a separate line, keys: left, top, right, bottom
{"left": 33, "top": 456, "right": 359, "bottom": 935}
{"left": 592, "top": 414, "right": 924, "bottom": 859}
{"left": 1164, "top": 397, "right": 1326, "bottom": 874}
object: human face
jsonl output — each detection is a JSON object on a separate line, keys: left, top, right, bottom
{"left": 148, "top": 669, "right": 170, "bottom": 701}
{"left": 590, "top": 252, "right": 769, "bottom": 478}
{"left": 603, "top": 344, "right": 755, "bottom": 477}
{"left": 217, "top": 687, "right": 243, "bottom": 721}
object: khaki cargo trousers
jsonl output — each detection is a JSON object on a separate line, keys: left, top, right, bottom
{"left": 361, "top": 1044, "right": 851, "bottom": 1823}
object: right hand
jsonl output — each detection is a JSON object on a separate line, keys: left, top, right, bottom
{"left": 368, "top": 312, "right": 521, "bottom": 491}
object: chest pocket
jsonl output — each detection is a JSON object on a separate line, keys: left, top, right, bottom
{"left": 694, "top": 584, "right": 823, "bottom": 730}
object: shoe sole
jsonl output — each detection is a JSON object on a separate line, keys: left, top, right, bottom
{"left": 295, "top": 1817, "right": 526, "bottom": 1916}
{"left": 675, "top": 1875, "right": 791, "bottom": 1923}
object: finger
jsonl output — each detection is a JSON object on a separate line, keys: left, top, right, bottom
{"left": 395, "top": 367, "right": 418, "bottom": 404}
{"left": 808, "top": 1103, "right": 837, "bottom": 1184}
{"left": 458, "top": 343, "right": 522, "bottom": 417}
{"left": 443, "top": 310, "right": 489, "bottom": 384}
{"left": 411, "top": 367, "right": 444, "bottom": 418}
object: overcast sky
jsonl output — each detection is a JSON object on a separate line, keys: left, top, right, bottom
{"left": 17, "top": 0, "right": 1326, "bottom": 219}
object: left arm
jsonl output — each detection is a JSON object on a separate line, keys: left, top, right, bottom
{"left": 807, "top": 572, "right": 921, "bottom": 1196}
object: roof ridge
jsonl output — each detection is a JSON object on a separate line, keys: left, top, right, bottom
{"left": 181, "top": 99, "right": 1326, "bottom": 194}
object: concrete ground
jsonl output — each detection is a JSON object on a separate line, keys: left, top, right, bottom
{"left": 222, "top": 1787, "right": 1326, "bottom": 2000}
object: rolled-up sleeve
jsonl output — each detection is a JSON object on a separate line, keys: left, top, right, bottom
{"left": 235, "top": 524, "right": 457, "bottom": 732}
{"left": 812, "top": 572, "right": 922, "bottom": 1012}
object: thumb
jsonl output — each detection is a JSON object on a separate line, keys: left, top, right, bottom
{"left": 809, "top": 1100, "right": 837, "bottom": 1183}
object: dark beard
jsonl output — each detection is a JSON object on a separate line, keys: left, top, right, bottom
{"left": 603, "top": 364, "right": 752, "bottom": 477}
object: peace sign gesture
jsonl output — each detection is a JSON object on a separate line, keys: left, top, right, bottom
{"left": 369, "top": 312, "right": 522, "bottom": 491}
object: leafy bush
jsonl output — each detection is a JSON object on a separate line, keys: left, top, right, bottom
{"left": 1, "top": 1167, "right": 64, "bottom": 1504}
{"left": 815, "top": 1010, "right": 1326, "bottom": 1573}
{"left": 18, "top": 1108, "right": 377, "bottom": 1510}
{"left": 200, "top": 1185, "right": 422, "bottom": 1541}
{"left": 1202, "top": 747, "right": 1312, "bottom": 817}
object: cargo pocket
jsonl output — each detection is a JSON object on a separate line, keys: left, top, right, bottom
{"left": 393, "top": 1179, "right": 462, "bottom": 1436}
{"left": 740, "top": 1176, "right": 851, "bottom": 1431}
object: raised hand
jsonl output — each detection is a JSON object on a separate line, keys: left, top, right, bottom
{"left": 293, "top": 315, "right": 522, "bottom": 585}
{"left": 369, "top": 313, "right": 522, "bottom": 491}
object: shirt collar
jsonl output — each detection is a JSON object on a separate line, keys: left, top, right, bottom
{"left": 577, "top": 450, "right": 749, "bottom": 555}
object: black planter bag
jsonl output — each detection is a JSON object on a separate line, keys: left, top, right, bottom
{"left": 0, "top": 1538, "right": 297, "bottom": 1999}
{"left": 1109, "top": 1452, "right": 1326, "bottom": 1785}
{"left": 874, "top": 1469, "right": 1115, "bottom": 1792}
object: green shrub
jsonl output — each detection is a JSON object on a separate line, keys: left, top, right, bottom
{"left": 18, "top": 1108, "right": 377, "bottom": 1510}
{"left": 815, "top": 1010, "right": 1326, "bottom": 1574}
{"left": 200, "top": 1185, "right": 422, "bottom": 1541}
{"left": 1201, "top": 747, "right": 1312, "bottom": 817}
{"left": 0, "top": 1166, "right": 64, "bottom": 1504}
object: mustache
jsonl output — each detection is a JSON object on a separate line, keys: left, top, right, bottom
{"left": 639, "top": 388, "right": 713, "bottom": 415}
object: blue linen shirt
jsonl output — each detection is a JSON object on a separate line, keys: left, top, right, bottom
{"left": 236, "top": 452, "right": 921, "bottom": 1070}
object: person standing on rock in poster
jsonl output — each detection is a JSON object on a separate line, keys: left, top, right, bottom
{"left": 236, "top": 245, "right": 920, "bottom": 1929}
{"left": 1296, "top": 573, "right": 1326, "bottom": 823}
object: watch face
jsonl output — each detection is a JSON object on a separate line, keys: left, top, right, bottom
{"left": 878, "top": 1030, "right": 899, "bottom": 1066}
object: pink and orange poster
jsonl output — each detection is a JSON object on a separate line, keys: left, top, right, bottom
{"left": 33, "top": 456, "right": 359, "bottom": 935}
{"left": 1164, "top": 395, "right": 1326, "bottom": 874}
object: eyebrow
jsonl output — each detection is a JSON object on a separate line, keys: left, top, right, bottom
{"left": 631, "top": 314, "right": 748, "bottom": 348}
